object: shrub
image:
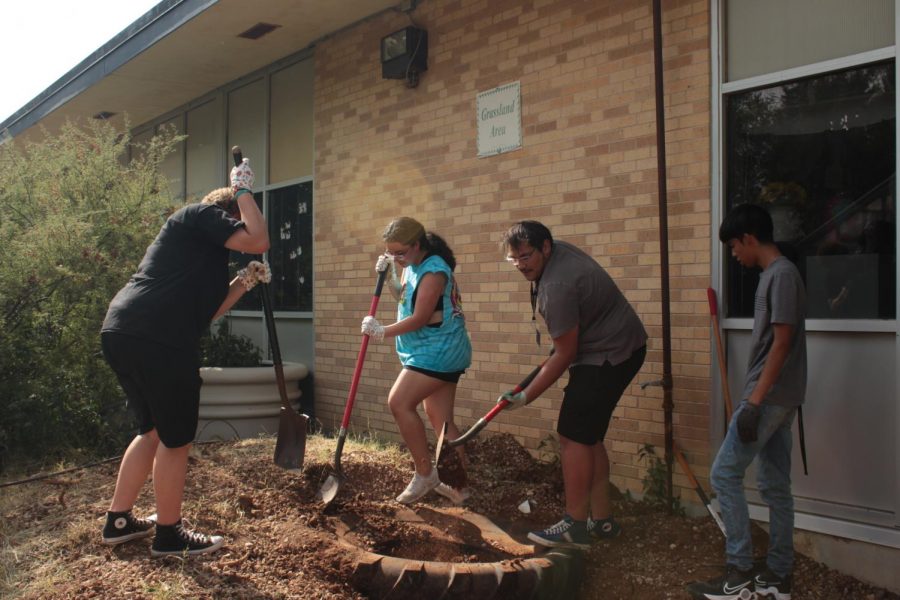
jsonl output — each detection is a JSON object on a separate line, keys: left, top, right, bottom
{"left": 199, "top": 319, "right": 263, "bottom": 368}
{"left": 0, "top": 120, "right": 183, "bottom": 472}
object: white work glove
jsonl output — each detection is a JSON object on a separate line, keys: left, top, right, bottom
{"left": 237, "top": 260, "right": 271, "bottom": 291}
{"left": 230, "top": 158, "right": 255, "bottom": 192}
{"left": 498, "top": 390, "right": 528, "bottom": 411}
{"left": 375, "top": 253, "right": 393, "bottom": 273}
{"left": 361, "top": 315, "right": 385, "bottom": 341}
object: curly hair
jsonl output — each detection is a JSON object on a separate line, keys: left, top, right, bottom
{"left": 201, "top": 187, "right": 237, "bottom": 214}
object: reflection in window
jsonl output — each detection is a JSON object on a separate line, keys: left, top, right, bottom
{"left": 725, "top": 62, "right": 895, "bottom": 319}
{"left": 267, "top": 182, "right": 313, "bottom": 312}
{"left": 229, "top": 184, "right": 313, "bottom": 313}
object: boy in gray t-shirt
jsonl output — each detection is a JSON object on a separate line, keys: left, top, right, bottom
{"left": 688, "top": 204, "right": 806, "bottom": 600}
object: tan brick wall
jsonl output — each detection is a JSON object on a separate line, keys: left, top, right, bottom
{"left": 313, "top": 0, "right": 712, "bottom": 501}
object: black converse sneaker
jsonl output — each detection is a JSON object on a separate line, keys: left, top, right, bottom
{"left": 587, "top": 516, "right": 621, "bottom": 540}
{"left": 151, "top": 519, "right": 224, "bottom": 557}
{"left": 754, "top": 567, "right": 792, "bottom": 600}
{"left": 101, "top": 510, "right": 157, "bottom": 545}
{"left": 687, "top": 565, "right": 755, "bottom": 599}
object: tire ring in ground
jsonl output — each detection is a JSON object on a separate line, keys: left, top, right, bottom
{"left": 337, "top": 506, "right": 585, "bottom": 600}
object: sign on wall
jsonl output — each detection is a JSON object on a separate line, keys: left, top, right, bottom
{"left": 477, "top": 81, "right": 522, "bottom": 157}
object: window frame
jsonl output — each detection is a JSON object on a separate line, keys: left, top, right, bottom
{"left": 229, "top": 174, "right": 315, "bottom": 319}
{"left": 712, "top": 6, "right": 897, "bottom": 333}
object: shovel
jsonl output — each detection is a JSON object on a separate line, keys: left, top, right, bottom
{"left": 435, "top": 353, "right": 551, "bottom": 487}
{"left": 260, "top": 281, "right": 309, "bottom": 471}
{"left": 318, "top": 268, "right": 388, "bottom": 505}
{"left": 232, "top": 146, "right": 308, "bottom": 471}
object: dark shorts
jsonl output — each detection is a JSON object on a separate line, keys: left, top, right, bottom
{"left": 101, "top": 331, "right": 202, "bottom": 448}
{"left": 404, "top": 365, "right": 465, "bottom": 384}
{"left": 557, "top": 346, "right": 646, "bottom": 445}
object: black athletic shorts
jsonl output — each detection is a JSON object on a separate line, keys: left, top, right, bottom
{"left": 557, "top": 345, "right": 646, "bottom": 445}
{"left": 101, "top": 331, "right": 202, "bottom": 448}
{"left": 404, "top": 365, "right": 465, "bottom": 383}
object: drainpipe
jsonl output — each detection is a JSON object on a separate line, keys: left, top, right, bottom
{"left": 651, "top": 0, "right": 675, "bottom": 512}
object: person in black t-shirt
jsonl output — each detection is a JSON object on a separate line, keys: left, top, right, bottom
{"left": 99, "top": 158, "right": 269, "bottom": 557}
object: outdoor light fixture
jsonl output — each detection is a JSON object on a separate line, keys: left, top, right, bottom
{"left": 380, "top": 26, "right": 427, "bottom": 88}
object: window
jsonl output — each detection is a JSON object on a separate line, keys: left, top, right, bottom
{"left": 724, "top": 62, "right": 896, "bottom": 319}
{"left": 267, "top": 182, "right": 313, "bottom": 312}
{"left": 725, "top": 0, "right": 893, "bottom": 82}
{"left": 229, "top": 182, "right": 313, "bottom": 312}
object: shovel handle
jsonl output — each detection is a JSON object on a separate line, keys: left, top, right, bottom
{"left": 707, "top": 287, "right": 733, "bottom": 420}
{"left": 339, "top": 269, "right": 388, "bottom": 429}
{"left": 445, "top": 355, "right": 548, "bottom": 448}
{"left": 229, "top": 146, "right": 292, "bottom": 412}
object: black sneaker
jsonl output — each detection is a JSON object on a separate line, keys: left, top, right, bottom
{"left": 587, "top": 516, "right": 621, "bottom": 540}
{"left": 151, "top": 519, "right": 224, "bottom": 557}
{"left": 101, "top": 510, "right": 157, "bottom": 545}
{"left": 755, "top": 568, "right": 792, "bottom": 600}
{"left": 687, "top": 565, "right": 755, "bottom": 599}
{"left": 527, "top": 515, "right": 591, "bottom": 550}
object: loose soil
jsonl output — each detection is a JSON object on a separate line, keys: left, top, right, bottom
{"left": 1, "top": 433, "right": 897, "bottom": 599}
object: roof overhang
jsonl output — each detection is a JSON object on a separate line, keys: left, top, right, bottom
{"left": 1, "top": 0, "right": 403, "bottom": 142}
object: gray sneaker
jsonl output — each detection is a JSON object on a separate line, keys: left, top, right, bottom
{"left": 434, "top": 482, "right": 471, "bottom": 505}
{"left": 395, "top": 469, "right": 440, "bottom": 504}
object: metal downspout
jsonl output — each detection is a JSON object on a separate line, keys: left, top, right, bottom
{"left": 651, "top": 0, "right": 675, "bottom": 512}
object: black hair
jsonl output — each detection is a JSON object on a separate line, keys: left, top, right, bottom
{"left": 719, "top": 203, "right": 774, "bottom": 244}
{"left": 422, "top": 231, "right": 456, "bottom": 271}
{"left": 501, "top": 220, "right": 554, "bottom": 252}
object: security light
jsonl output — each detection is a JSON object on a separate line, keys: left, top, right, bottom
{"left": 380, "top": 26, "right": 427, "bottom": 87}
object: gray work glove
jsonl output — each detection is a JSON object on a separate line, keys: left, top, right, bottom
{"left": 736, "top": 402, "right": 761, "bottom": 444}
{"left": 499, "top": 390, "right": 528, "bottom": 411}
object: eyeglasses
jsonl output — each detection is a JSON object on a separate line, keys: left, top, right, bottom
{"left": 386, "top": 246, "right": 412, "bottom": 259}
{"left": 506, "top": 248, "right": 537, "bottom": 265}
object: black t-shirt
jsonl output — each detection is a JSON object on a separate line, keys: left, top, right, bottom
{"left": 102, "top": 203, "right": 245, "bottom": 350}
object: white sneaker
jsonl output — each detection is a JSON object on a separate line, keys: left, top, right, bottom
{"left": 434, "top": 483, "right": 471, "bottom": 505}
{"left": 395, "top": 469, "right": 440, "bottom": 504}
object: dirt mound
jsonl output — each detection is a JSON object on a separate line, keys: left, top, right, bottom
{"left": 2, "top": 433, "right": 898, "bottom": 600}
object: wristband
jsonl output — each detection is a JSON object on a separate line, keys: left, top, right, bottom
{"left": 234, "top": 188, "right": 252, "bottom": 200}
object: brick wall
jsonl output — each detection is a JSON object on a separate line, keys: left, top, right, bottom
{"left": 313, "top": 0, "right": 712, "bottom": 500}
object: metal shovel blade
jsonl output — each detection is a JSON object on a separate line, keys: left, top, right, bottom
{"left": 317, "top": 472, "right": 343, "bottom": 505}
{"left": 274, "top": 407, "right": 308, "bottom": 472}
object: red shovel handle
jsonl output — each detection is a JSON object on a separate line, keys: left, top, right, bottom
{"left": 339, "top": 270, "right": 388, "bottom": 428}
{"left": 707, "top": 287, "right": 718, "bottom": 316}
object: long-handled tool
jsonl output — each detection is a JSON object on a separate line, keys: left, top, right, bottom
{"left": 434, "top": 354, "right": 550, "bottom": 488}
{"left": 673, "top": 442, "right": 726, "bottom": 537}
{"left": 707, "top": 287, "right": 733, "bottom": 421}
{"left": 317, "top": 268, "right": 388, "bottom": 505}
{"left": 232, "top": 146, "right": 308, "bottom": 471}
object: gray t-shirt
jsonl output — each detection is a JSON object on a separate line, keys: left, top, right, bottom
{"left": 537, "top": 241, "right": 647, "bottom": 366}
{"left": 742, "top": 256, "right": 807, "bottom": 407}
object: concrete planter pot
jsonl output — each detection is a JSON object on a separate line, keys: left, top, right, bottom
{"left": 196, "top": 361, "right": 309, "bottom": 441}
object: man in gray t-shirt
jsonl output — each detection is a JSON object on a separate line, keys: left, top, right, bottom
{"left": 499, "top": 221, "right": 647, "bottom": 551}
{"left": 688, "top": 204, "right": 807, "bottom": 600}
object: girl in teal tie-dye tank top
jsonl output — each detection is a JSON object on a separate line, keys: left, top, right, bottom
{"left": 360, "top": 217, "right": 472, "bottom": 505}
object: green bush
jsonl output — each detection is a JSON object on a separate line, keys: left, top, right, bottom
{"left": 0, "top": 120, "right": 182, "bottom": 472}
{"left": 199, "top": 319, "right": 263, "bottom": 368}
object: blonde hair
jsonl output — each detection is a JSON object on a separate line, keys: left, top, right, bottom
{"left": 201, "top": 187, "right": 236, "bottom": 211}
{"left": 382, "top": 217, "right": 458, "bottom": 271}
{"left": 382, "top": 216, "right": 426, "bottom": 245}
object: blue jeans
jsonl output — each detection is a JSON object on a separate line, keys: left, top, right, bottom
{"left": 710, "top": 401, "right": 797, "bottom": 577}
